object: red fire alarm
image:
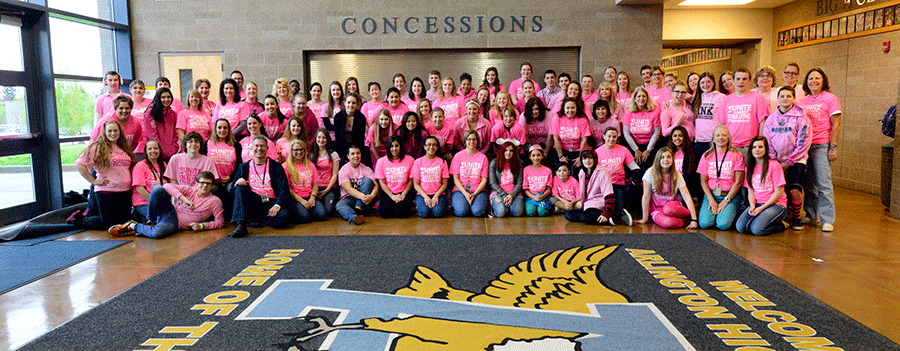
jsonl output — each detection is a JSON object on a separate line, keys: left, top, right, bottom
{"left": 885, "top": 41, "right": 891, "bottom": 53}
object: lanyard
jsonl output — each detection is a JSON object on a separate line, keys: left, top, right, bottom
{"left": 714, "top": 149, "right": 728, "bottom": 179}
{"left": 251, "top": 159, "right": 268, "bottom": 186}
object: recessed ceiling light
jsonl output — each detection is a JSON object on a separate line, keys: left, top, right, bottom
{"left": 679, "top": 0, "right": 754, "bottom": 5}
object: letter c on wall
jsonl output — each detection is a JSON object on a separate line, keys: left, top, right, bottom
{"left": 342, "top": 18, "right": 357, "bottom": 34}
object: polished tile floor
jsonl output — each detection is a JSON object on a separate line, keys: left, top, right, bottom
{"left": 1, "top": 187, "right": 898, "bottom": 350}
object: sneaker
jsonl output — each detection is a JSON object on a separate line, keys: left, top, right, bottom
{"left": 353, "top": 215, "right": 365, "bottom": 225}
{"left": 790, "top": 218, "right": 804, "bottom": 231}
{"left": 608, "top": 216, "right": 616, "bottom": 225}
{"left": 822, "top": 223, "right": 834, "bottom": 232}
{"left": 108, "top": 220, "right": 136, "bottom": 237}
{"left": 619, "top": 209, "right": 633, "bottom": 226}
{"left": 230, "top": 222, "right": 249, "bottom": 238}
{"left": 354, "top": 206, "right": 365, "bottom": 215}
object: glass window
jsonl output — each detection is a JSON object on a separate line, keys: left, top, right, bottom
{"left": 55, "top": 79, "right": 104, "bottom": 137}
{"left": 0, "top": 154, "right": 36, "bottom": 209}
{"left": 61, "top": 141, "right": 91, "bottom": 193}
{"left": 47, "top": 0, "right": 114, "bottom": 22}
{"left": 0, "top": 86, "right": 29, "bottom": 137}
{"left": 0, "top": 23, "right": 24, "bottom": 72}
{"left": 49, "top": 17, "right": 115, "bottom": 77}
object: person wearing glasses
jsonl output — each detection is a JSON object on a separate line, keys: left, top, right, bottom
{"left": 751, "top": 66, "right": 779, "bottom": 114}
{"left": 781, "top": 63, "right": 805, "bottom": 100}
{"left": 230, "top": 136, "right": 291, "bottom": 237}
{"left": 660, "top": 81, "right": 696, "bottom": 141}
{"left": 107, "top": 171, "right": 224, "bottom": 238}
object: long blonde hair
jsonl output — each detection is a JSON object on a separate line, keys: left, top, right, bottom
{"left": 283, "top": 139, "right": 312, "bottom": 184}
{"left": 598, "top": 81, "right": 618, "bottom": 113}
{"left": 650, "top": 147, "right": 676, "bottom": 196}
{"left": 490, "top": 91, "right": 513, "bottom": 117}
{"left": 82, "top": 120, "right": 135, "bottom": 170}
{"left": 372, "top": 109, "right": 393, "bottom": 148}
{"left": 280, "top": 116, "right": 305, "bottom": 142}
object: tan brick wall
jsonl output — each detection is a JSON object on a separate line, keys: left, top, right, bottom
{"left": 129, "top": 1, "right": 663, "bottom": 89}
{"left": 773, "top": 1, "right": 899, "bottom": 195}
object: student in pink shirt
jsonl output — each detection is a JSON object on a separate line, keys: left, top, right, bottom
{"left": 698, "top": 125, "right": 746, "bottom": 230}
{"left": 367, "top": 109, "right": 395, "bottom": 164}
{"left": 580, "top": 75, "right": 598, "bottom": 113}
{"left": 597, "top": 81, "right": 619, "bottom": 120}
{"left": 176, "top": 90, "right": 213, "bottom": 142}
{"left": 404, "top": 77, "right": 427, "bottom": 109}
{"left": 383, "top": 87, "right": 410, "bottom": 126}
{"left": 489, "top": 91, "right": 516, "bottom": 127}
{"left": 143, "top": 88, "right": 180, "bottom": 160}
{"left": 475, "top": 87, "right": 492, "bottom": 121}
{"left": 664, "top": 73, "right": 678, "bottom": 92}
{"left": 666, "top": 126, "right": 700, "bottom": 199}
{"left": 550, "top": 97, "right": 592, "bottom": 169}
{"left": 238, "top": 114, "right": 277, "bottom": 162}
{"left": 646, "top": 67, "right": 672, "bottom": 107}
{"left": 375, "top": 136, "right": 416, "bottom": 218}
{"left": 416, "top": 98, "right": 433, "bottom": 125}
{"left": 393, "top": 73, "right": 407, "bottom": 98}
{"left": 508, "top": 62, "right": 539, "bottom": 104}
{"left": 272, "top": 78, "right": 295, "bottom": 119}
{"left": 74, "top": 120, "right": 136, "bottom": 231}
{"left": 282, "top": 139, "right": 326, "bottom": 223}
{"left": 164, "top": 132, "right": 219, "bottom": 186}
{"left": 488, "top": 141, "right": 524, "bottom": 218}
{"left": 95, "top": 70, "right": 129, "bottom": 124}
{"left": 131, "top": 140, "right": 166, "bottom": 222}
{"left": 550, "top": 82, "right": 582, "bottom": 116}
{"left": 691, "top": 72, "right": 724, "bottom": 158}
{"left": 457, "top": 73, "right": 476, "bottom": 101}
{"left": 588, "top": 100, "right": 619, "bottom": 147}
{"left": 424, "top": 107, "right": 456, "bottom": 163}
{"left": 396, "top": 111, "right": 428, "bottom": 159}
{"left": 195, "top": 79, "right": 216, "bottom": 115}
{"left": 336, "top": 145, "right": 379, "bottom": 224}
{"left": 622, "top": 86, "right": 662, "bottom": 169}
{"left": 519, "top": 97, "right": 554, "bottom": 152}
{"left": 155, "top": 77, "right": 184, "bottom": 113}
{"left": 108, "top": 171, "right": 224, "bottom": 238}
{"left": 615, "top": 72, "right": 632, "bottom": 112}
{"left": 454, "top": 100, "right": 492, "bottom": 154}
{"left": 91, "top": 95, "right": 143, "bottom": 153}
{"left": 214, "top": 79, "right": 246, "bottom": 135}
{"left": 412, "top": 136, "right": 450, "bottom": 218}
{"left": 550, "top": 163, "right": 582, "bottom": 213}
{"left": 361, "top": 82, "right": 384, "bottom": 123}
{"left": 522, "top": 145, "right": 554, "bottom": 217}
{"left": 344, "top": 77, "right": 364, "bottom": 103}
{"left": 491, "top": 106, "right": 526, "bottom": 151}
{"left": 480, "top": 67, "right": 506, "bottom": 102}
{"left": 565, "top": 150, "right": 616, "bottom": 225}
{"left": 634, "top": 147, "right": 698, "bottom": 229}
{"left": 595, "top": 127, "right": 640, "bottom": 226}
{"left": 426, "top": 70, "right": 442, "bottom": 102}
{"left": 307, "top": 82, "right": 328, "bottom": 119}
{"left": 686, "top": 72, "right": 700, "bottom": 102}
{"left": 660, "top": 81, "right": 696, "bottom": 141}
{"left": 310, "top": 128, "right": 341, "bottom": 216}
{"left": 240, "top": 82, "right": 264, "bottom": 125}
{"left": 714, "top": 68, "right": 769, "bottom": 149}
{"left": 799, "top": 68, "right": 841, "bottom": 232}
{"left": 205, "top": 119, "right": 241, "bottom": 221}
{"left": 292, "top": 93, "right": 319, "bottom": 143}
{"left": 451, "top": 130, "right": 491, "bottom": 217}
{"left": 433, "top": 77, "right": 464, "bottom": 124}
{"left": 513, "top": 80, "right": 542, "bottom": 113}
{"left": 719, "top": 71, "right": 735, "bottom": 95}
{"left": 275, "top": 117, "right": 308, "bottom": 163}
{"left": 129, "top": 80, "right": 151, "bottom": 124}
{"left": 762, "top": 86, "right": 811, "bottom": 230}
{"left": 735, "top": 137, "right": 787, "bottom": 236}
{"left": 321, "top": 81, "right": 345, "bottom": 140}
{"left": 260, "top": 94, "right": 289, "bottom": 140}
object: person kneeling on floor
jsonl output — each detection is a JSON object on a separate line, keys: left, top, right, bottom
{"left": 108, "top": 171, "right": 223, "bottom": 238}
{"left": 230, "top": 135, "right": 290, "bottom": 237}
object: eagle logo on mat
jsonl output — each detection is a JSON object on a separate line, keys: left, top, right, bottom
{"left": 261, "top": 245, "right": 691, "bottom": 351}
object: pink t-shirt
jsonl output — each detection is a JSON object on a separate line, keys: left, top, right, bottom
{"left": 595, "top": 144, "right": 635, "bottom": 185}
{"left": 131, "top": 98, "right": 152, "bottom": 124}
{"left": 615, "top": 92, "right": 631, "bottom": 109}
{"left": 495, "top": 165, "right": 516, "bottom": 194}
{"left": 76, "top": 145, "right": 132, "bottom": 193}
{"left": 622, "top": 109, "right": 661, "bottom": 144}
{"left": 214, "top": 102, "right": 244, "bottom": 132}
{"left": 206, "top": 141, "right": 238, "bottom": 179}
{"left": 170, "top": 98, "right": 185, "bottom": 113}
{"left": 361, "top": 100, "right": 385, "bottom": 124}
{"left": 552, "top": 176, "right": 581, "bottom": 202}
{"left": 91, "top": 113, "right": 143, "bottom": 152}
{"left": 366, "top": 127, "right": 393, "bottom": 157}
{"left": 714, "top": 91, "right": 769, "bottom": 147}
{"left": 454, "top": 117, "right": 492, "bottom": 153}
{"left": 549, "top": 115, "right": 591, "bottom": 152}
{"left": 338, "top": 162, "right": 375, "bottom": 199}
{"left": 660, "top": 102, "right": 696, "bottom": 140}
{"left": 744, "top": 159, "right": 787, "bottom": 207}
{"left": 131, "top": 161, "right": 164, "bottom": 206}
{"left": 202, "top": 100, "right": 217, "bottom": 116}
{"left": 94, "top": 92, "right": 128, "bottom": 124}
{"left": 424, "top": 121, "right": 456, "bottom": 148}
{"left": 374, "top": 155, "right": 415, "bottom": 194}
{"left": 162, "top": 183, "right": 224, "bottom": 230}
{"left": 513, "top": 96, "right": 542, "bottom": 114}
{"left": 523, "top": 165, "right": 553, "bottom": 194}
{"left": 239, "top": 136, "right": 278, "bottom": 163}
{"left": 518, "top": 112, "right": 553, "bottom": 145}
{"left": 384, "top": 103, "right": 410, "bottom": 126}
{"left": 582, "top": 90, "right": 598, "bottom": 113}
{"left": 278, "top": 101, "right": 295, "bottom": 119}
{"left": 176, "top": 109, "right": 213, "bottom": 140}
{"left": 314, "top": 151, "right": 340, "bottom": 188}
{"left": 284, "top": 161, "right": 318, "bottom": 198}
{"left": 433, "top": 96, "right": 465, "bottom": 125}
{"left": 274, "top": 137, "right": 294, "bottom": 163}
{"left": 248, "top": 160, "right": 276, "bottom": 199}
{"left": 647, "top": 86, "right": 672, "bottom": 107}
{"left": 239, "top": 100, "right": 264, "bottom": 119}
{"left": 698, "top": 149, "right": 746, "bottom": 192}
{"left": 588, "top": 117, "right": 620, "bottom": 145}
{"left": 450, "top": 150, "right": 489, "bottom": 192}
{"left": 674, "top": 151, "right": 685, "bottom": 174}
{"left": 799, "top": 91, "right": 841, "bottom": 145}
{"left": 411, "top": 156, "right": 449, "bottom": 195}
{"left": 308, "top": 100, "right": 328, "bottom": 118}
{"left": 695, "top": 91, "right": 725, "bottom": 143}
{"left": 164, "top": 153, "right": 219, "bottom": 186}
{"left": 508, "top": 78, "right": 539, "bottom": 100}
{"left": 259, "top": 111, "right": 288, "bottom": 139}
{"left": 490, "top": 120, "right": 526, "bottom": 146}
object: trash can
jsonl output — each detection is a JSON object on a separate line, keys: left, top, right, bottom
{"left": 882, "top": 143, "right": 893, "bottom": 207}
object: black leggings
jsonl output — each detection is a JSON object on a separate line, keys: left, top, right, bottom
{"left": 82, "top": 191, "right": 133, "bottom": 230}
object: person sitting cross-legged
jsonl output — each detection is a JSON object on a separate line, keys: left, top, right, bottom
{"left": 230, "top": 135, "right": 290, "bottom": 237}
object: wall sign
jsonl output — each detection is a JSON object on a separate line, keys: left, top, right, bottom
{"left": 340, "top": 15, "right": 543, "bottom": 35}
{"left": 778, "top": 0, "right": 899, "bottom": 50}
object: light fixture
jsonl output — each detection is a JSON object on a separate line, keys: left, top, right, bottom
{"left": 679, "top": 0, "right": 755, "bottom": 5}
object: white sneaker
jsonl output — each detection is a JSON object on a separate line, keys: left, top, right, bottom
{"left": 608, "top": 216, "right": 616, "bottom": 225}
{"left": 620, "top": 209, "right": 633, "bottom": 226}
{"left": 822, "top": 223, "right": 834, "bottom": 232}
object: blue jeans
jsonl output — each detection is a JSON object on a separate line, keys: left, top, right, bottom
{"left": 803, "top": 144, "right": 835, "bottom": 225}
{"left": 416, "top": 194, "right": 448, "bottom": 218}
{"left": 286, "top": 198, "right": 326, "bottom": 224}
{"left": 451, "top": 190, "right": 489, "bottom": 217}
{"left": 524, "top": 192, "right": 551, "bottom": 217}
{"left": 319, "top": 187, "right": 339, "bottom": 217}
{"left": 133, "top": 204, "right": 150, "bottom": 222}
{"left": 134, "top": 186, "right": 178, "bottom": 239}
{"left": 736, "top": 203, "right": 786, "bottom": 236}
{"left": 231, "top": 184, "right": 289, "bottom": 228}
{"left": 335, "top": 178, "right": 376, "bottom": 223}
{"left": 699, "top": 193, "right": 742, "bottom": 230}
{"left": 491, "top": 194, "right": 525, "bottom": 218}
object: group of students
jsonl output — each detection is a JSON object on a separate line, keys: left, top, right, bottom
{"left": 70, "top": 60, "right": 840, "bottom": 238}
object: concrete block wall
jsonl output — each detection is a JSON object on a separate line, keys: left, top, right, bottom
{"left": 129, "top": 1, "right": 663, "bottom": 89}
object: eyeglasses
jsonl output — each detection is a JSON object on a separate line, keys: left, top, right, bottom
{"left": 783, "top": 71, "right": 799, "bottom": 76}
{"left": 651, "top": 73, "right": 663, "bottom": 76}
{"left": 197, "top": 181, "right": 214, "bottom": 186}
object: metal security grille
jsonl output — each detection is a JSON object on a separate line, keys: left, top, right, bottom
{"left": 305, "top": 47, "right": 580, "bottom": 95}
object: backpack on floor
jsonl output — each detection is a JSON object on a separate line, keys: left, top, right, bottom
{"left": 883, "top": 105, "right": 896, "bottom": 138}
